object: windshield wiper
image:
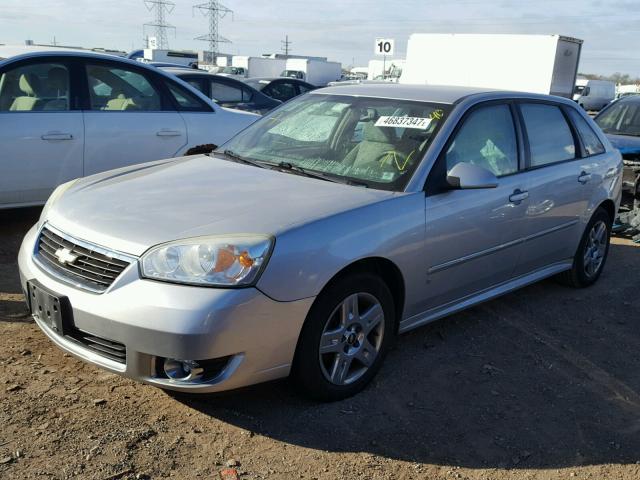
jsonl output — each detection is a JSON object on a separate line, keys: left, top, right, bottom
{"left": 271, "top": 162, "right": 367, "bottom": 186}
{"left": 212, "top": 150, "right": 266, "bottom": 169}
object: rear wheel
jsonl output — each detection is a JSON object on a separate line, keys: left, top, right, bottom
{"left": 559, "top": 207, "right": 612, "bottom": 287}
{"left": 292, "top": 273, "right": 396, "bottom": 401}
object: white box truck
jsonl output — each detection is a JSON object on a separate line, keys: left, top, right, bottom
{"left": 400, "top": 33, "right": 583, "bottom": 98}
{"left": 281, "top": 59, "right": 342, "bottom": 86}
{"left": 221, "top": 56, "right": 286, "bottom": 78}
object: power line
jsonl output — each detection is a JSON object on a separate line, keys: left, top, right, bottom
{"left": 194, "top": 0, "right": 233, "bottom": 65}
{"left": 143, "top": 0, "right": 175, "bottom": 49}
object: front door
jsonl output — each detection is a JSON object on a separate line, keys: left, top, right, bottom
{"left": 82, "top": 61, "right": 187, "bottom": 176}
{"left": 421, "top": 103, "right": 528, "bottom": 312}
{"left": 0, "top": 59, "right": 83, "bottom": 207}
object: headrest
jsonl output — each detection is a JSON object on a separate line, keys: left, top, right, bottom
{"left": 19, "top": 73, "right": 40, "bottom": 96}
{"left": 363, "top": 122, "right": 395, "bottom": 143}
{"left": 47, "top": 67, "right": 67, "bottom": 89}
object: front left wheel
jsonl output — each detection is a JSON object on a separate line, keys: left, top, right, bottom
{"left": 291, "top": 273, "right": 396, "bottom": 401}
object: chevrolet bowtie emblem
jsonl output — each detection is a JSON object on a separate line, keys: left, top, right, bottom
{"left": 54, "top": 247, "right": 79, "bottom": 265}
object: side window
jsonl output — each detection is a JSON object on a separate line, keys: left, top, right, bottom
{"left": 210, "top": 82, "right": 243, "bottom": 103}
{"left": 298, "top": 84, "right": 313, "bottom": 94}
{"left": 185, "top": 78, "right": 207, "bottom": 95}
{"left": 264, "top": 82, "right": 297, "bottom": 102}
{"left": 86, "top": 64, "right": 162, "bottom": 111}
{"left": 520, "top": 104, "right": 576, "bottom": 167}
{"left": 445, "top": 104, "right": 518, "bottom": 177}
{"left": 241, "top": 87, "right": 253, "bottom": 102}
{"left": 0, "top": 62, "right": 70, "bottom": 112}
{"left": 566, "top": 108, "right": 606, "bottom": 156}
{"left": 165, "top": 82, "right": 209, "bottom": 111}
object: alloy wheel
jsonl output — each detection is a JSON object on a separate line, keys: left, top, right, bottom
{"left": 318, "top": 292, "right": 385, "bottom": 386}
{"left": 583, "top": 220, "right": 608, "bottom": 278}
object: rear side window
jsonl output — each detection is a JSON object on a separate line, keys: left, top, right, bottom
{"left": 165, "top": 82, "right": 209, "bottom": 111}
{"left": 210, "top": 82, "right": 243, "bottom": 103}
{"left": 567, "top": 108, "right": 605, "bottom": 156}
{"left": 445, "top": 104, "right": 518, "bottom": 177}
{"left": 264, "top": 82, "right": 297, "bottom": 102}
{"left": 521, "top": 104, "right": 576, "bottom": 167}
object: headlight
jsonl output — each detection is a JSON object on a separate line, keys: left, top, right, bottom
{"left": 39, "top": 179, "right": 79, "bottom": 225}
{"left": 141, "top": 235, "right": 273, "bottom": 287}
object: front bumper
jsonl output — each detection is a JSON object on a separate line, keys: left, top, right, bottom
{"left": 18, "top": 224, "right": 314, "bottom": 393}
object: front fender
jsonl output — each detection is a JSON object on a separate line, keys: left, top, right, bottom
{"left": 256, "top": 193, "right": 426, "bottom": 318}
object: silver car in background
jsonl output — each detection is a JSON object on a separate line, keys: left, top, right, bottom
{"left": 19, "top": 84, "right": 622, "bottom": 400}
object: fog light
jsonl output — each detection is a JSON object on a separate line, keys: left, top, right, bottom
{"left": 163, "top": 359, "right": 204, "bottom": 382}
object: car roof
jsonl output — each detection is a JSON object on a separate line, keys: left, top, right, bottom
{"left": 311, "top": 83, "right": 576, "bottom": 105}
{"left": 245, "top": 77, "right": 306, "bottom": 84}
{"left": 161, "top": 67, "right": 214, "bottom": 76}
{"left": 614, "top": 94, "right": 640, "bottom": 103}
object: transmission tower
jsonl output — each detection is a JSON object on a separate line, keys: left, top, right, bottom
{"left": 143, "top": 0, "right": 176, "bottom": 49}
{"left": 281, "top": 35, "right": 292, "bottom": 57}
{"left": 193, "top": 1, "right": 233, "bottom": 64}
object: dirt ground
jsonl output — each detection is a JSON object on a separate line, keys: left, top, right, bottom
{"left": 1, "top": 208, "right": 639, "bottom": 480}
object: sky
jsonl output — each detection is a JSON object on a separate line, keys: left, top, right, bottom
{"left": 1, "top": 0, "right": 640, "bottom": 76}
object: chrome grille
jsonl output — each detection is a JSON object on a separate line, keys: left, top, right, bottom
{"left": 36, "top": 226, "right": 132, "bottom": 293}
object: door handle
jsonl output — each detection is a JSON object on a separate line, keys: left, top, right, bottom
{"left": 41, "top": 132, "right": 73, "bottom": 141}
{"left": 156, "top": 129, "right": 182, "bottom": 137}
{"left": 578, "top": 171, "right": 592, "bottom": 184}
{"left": 509, "top": 189, "right": 529, "bottom": 204}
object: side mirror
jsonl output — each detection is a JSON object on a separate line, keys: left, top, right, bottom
{"left": 446, "top": 162, "right": 498, "bottom": 189}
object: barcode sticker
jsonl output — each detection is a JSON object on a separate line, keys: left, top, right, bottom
{"left": 374, "top": 116, "right": 432, "bottom": 130}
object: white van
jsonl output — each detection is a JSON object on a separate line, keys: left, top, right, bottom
{"left": 576, "top": 80, "right": 615, "bottom": 111}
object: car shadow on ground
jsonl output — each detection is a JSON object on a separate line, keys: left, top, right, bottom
{"left": 178, "top": 242, "right": 640, "bottom": 470}
{"left": 0, "top": 207, "right": 40, "bottom": 322}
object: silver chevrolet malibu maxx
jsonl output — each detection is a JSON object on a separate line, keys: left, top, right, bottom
{"left": 19, "top": 84, "right": 622, "bottom": 400}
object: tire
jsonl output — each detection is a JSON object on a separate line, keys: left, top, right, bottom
{"left": 558, "top": 207, "right": 612, "bottom": 288}
{"left": 291, "top": 273, "right": 396, "bottom": 401}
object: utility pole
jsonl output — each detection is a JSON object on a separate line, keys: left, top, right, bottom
{"left": 194, "top": 1, "right": 233, "bottom": 65}
{"left": 143, "top": 0, "right": 176, "bottom": 49}
{"left": 281, "top": 34, "right": 292, "bottom": 57}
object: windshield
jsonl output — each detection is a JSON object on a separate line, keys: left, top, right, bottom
{"left": 595, "top": 100, "right": 640, "bottom": 136}
{"left": 219, "top": 93, "right": 449, "bottom": 190}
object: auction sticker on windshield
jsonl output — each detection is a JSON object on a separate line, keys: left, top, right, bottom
{"left": 375, "top": 116, "right": 432, "bottom": 129}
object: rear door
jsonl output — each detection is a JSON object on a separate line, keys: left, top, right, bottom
{"left": 0, "top": 57, "right": 83, "bottom": 207}
{"left": 81, "top": 60, "right": 187, "bottom": 175}
{"left": 512, "top": 102, "right": 594, "bottom": 276}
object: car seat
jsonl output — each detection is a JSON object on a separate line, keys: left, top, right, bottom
{"left": 9, "top": 73, "right": 42, "bottom": 111}
{"left": 344, "top": 120, "right": 398, "bottom": 169}
{"left": 104, "top": 90, "right": 137, "bottom": 110}
{"left": 43, "top": 67, "right": 69, "bottom": 111}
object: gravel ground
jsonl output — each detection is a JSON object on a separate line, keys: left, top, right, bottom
{"left": 1, "top": 207, "right": 639, "bottom": 480}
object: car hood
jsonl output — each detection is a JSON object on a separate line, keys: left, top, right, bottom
{"left": 605, "top": 133, "right": 640, "bottom": 155}
{"left": 47, "top": 155, "right": 394, "bottom": 256}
